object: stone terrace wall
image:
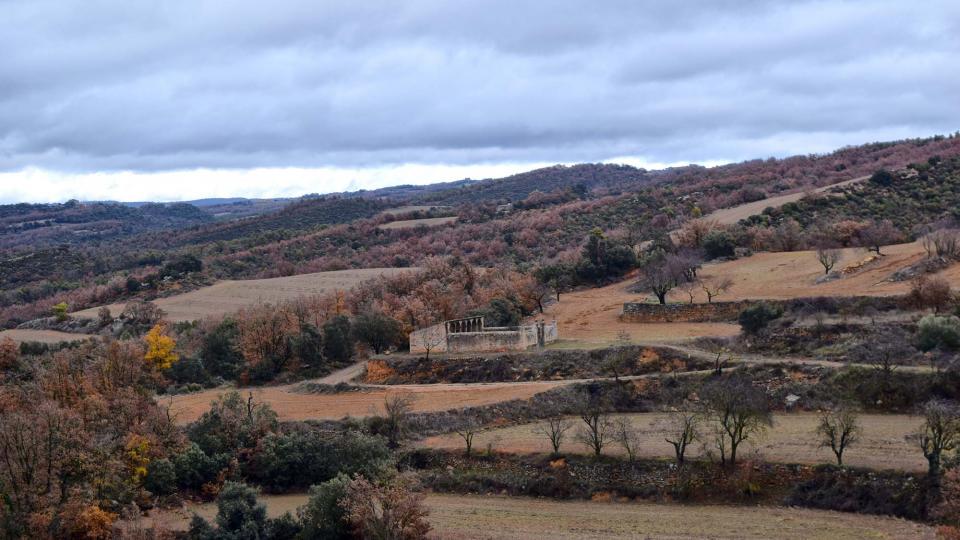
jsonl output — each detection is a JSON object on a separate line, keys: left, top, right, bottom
{"left": 620, "top": 301, "right": 756, "bottom": 323}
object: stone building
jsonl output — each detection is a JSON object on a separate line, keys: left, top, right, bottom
{"left": 409, "top": 315, "right": 558, "bottom": 354}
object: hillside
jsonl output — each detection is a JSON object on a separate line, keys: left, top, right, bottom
{"left": 0, "top": 199, "right": 212, "bottom": 249}
{"left": 2, "top": 134, "right": 959, "bottom": 329}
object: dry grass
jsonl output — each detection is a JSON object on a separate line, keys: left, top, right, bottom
{"left": 137, "top": 493, "right": 934, "bottom": 539}
{"left": 543, "top": 286, "right": 740, "bottom": 345}
{"left": 72, "top": 268, "right": 415, "bottom": 322}
{"left": 670, "top": 240, "right": 960, "bottom": 304}
{"left": 422, "top": 412, "right": 926, "bottom": 472}
{"left": 377, "top": 216, "right": 458, "bottom": 230}
{"left": 165, "top": 379, "right": 567, "bottom": 424}
{"left": 544, "top": 240, "right": 960, "bottom": 344}
{"left": 0, "top": 329, "right": 91, "bottom": 344}
{"left": 425, "top": 494, "right": 934, "bottom": 540}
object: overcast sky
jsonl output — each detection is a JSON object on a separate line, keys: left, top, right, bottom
{"left": 1, "top": 0, "right": 958, "bottom": 203}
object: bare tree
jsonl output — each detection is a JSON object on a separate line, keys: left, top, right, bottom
{"left": 912, "top": 400, "right": 960, "bottom": 492}
{"left": 858, "top": 220, "right": 901, "bottom": 255}
{"left": 638, "top": 252, "right": 695, "bottom": 305}
{"left": 663, "top": 412, "right": 700, "bottom": 465}
{"left": 417, "top": 325, "right": 446, "bottom": 360}
{"left": 711, "top": 349, "right": 731, "bottom": 376}
{"left": 923, "top": 228, "right": 960, "bottom": 259}
{"left": 678, "top": 279, "right": 698, "bottom": 304}
{"left": 455, "top": 419, "right": 481, "bottom": 457}
{"left": 815, "top": 406, "right": 862, "bottom": 466}
{"left": 613, "top": 417, "right": 643, "bottom": 462}
{"left": 815, "top": 248, "right": 842, "bottom": 275}
{"left": 381, "top": 393, "right": 415, "bottom": 448}
{"left": 604, "top": 332, "right": 635, "bottom": 382}
{"left": 700, "top": 276, "right": 734, "bottom": 303}
{"left": 700, "top": 376, "right": 773, "bottom": 466}
{"left": 574, "top": 393, "right": 611, "bottom": 457}
{"left": 535, "top": 416, "right": 574, "bottom": 455}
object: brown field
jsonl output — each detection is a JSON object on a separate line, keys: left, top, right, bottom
{"left": 0, "top": 328, "right": 92, "bottom": 344}
{"left": 377, "top": 216, "right": 458, "bottom": 230}
{"left": 166, "top": 379, "right": 568, "bottom": 424}
{"left": 545, "top": 241, "right": 960, "bottom": 344}
{"left": 422, "top": 412, "right": 926, "bottom": 472}
{"left": 140, "top": 493, "right": 933, "bottom": 539}
{"left": 72, "top": 268, "right": 415, "bottom": 322}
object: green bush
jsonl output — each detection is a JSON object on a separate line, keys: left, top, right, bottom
{"left": 189, "top": 482, "right": 269, "bottom": 539}
{"left": 298, "top": 475, "right": 352, "bottom": 540}
{"left": 323, "top": 315, "right": 354, "bottom": 362}
{"left": 246, "top": 429, "right": 392, "bottom": 492}
{"left": 200, "top": 318, "right": 243, "bottom": 379}
{"left": 188, "top": 391, "right": 279, "bottom": 457}
{"left": 917, "top": 315, "right": 960, "bottom": 352}
{"left": 702, "top": 230, "right": 736, "bottom": 260}
{"left": 144, "top": 458, "right": 178, "bottom": 496}
{"left": 172, "top": 442, "right": 227, "bottom": 491}
{"left": 738, "top": 302, "right": 783, "bottom": 334}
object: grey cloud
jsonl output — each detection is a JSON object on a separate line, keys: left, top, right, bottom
{"left": 0, "top": 0, "right": 958, "bottom": 176}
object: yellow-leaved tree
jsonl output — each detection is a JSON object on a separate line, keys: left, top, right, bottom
{"left": 144, "top": 323, "right": 179, "bottom": 370}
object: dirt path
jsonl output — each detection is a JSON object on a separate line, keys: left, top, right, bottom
{"left": 423, "top": 412, "right": 926, "bottom": 472}
{"left": 314, "top": 361, "right": 366, "bottom": 384}
{"left": 165, "top": 379, "right": 571, "bottom": 424}
{"left": 701, "top": 175, "right": 868, "bottom": 226}
{"left": 139, "top": 492, "right": 933, "bottom": 539}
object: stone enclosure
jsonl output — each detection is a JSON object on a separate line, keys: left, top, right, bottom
{"left": 409, "top": 316, "right": 558, "bottom": 354}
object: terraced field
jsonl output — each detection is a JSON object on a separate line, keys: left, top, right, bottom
{"left": 139, "top": 493, "right": 934, "bottom": 539}
{"left": 72, "top": 268, "right": 415, "bottom": 322}
{"left": 423, "top": 412, "right": 926, "bottom": 471}
{"left": 0, "top": 328, "right": 91, "bottom": 344}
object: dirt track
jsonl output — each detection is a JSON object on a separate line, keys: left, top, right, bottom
{"left": 422, "top": 412, "right": 926, "bottom": 472}
{"left": 378, "top": 216, "right": 458, "bottom": 230}
{"left": 165, "top": 379, "right": 569, "bottom": 424}
{"left": 701, "top": 175, "right": 867, "bottom": 225}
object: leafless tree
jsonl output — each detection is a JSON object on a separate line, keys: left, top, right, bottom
{"left": 815, "top": 248, "right": 842, "bottom": 275}
{"left": 382, "top": 393, "right": 415, "bottom": 448}
{"left": 923, "top": 228, "right": 960, "bottom": 259}
{"left": 418, "top": 325, "right": 446, "bottom": 360}
{"left": 664, "top": 412, "right": 700, "bottom": 465}
{"left": 909, "top": 275, "right": 954, "bottom": 314}
{"left": 815, "top": 406, "right": 862, "bottom": 466}
{"left": 604, "top": 332, "right": 635, "bottom": 382}
{"left": 912, "top": 400, "right": 960, "bottom": 492}
{"left": 700, "top": 276, "right": 734, "bottom": 303}
{"left": 455, "top": 418, "right": 481, "bottom": 457}
{"left": 638, "top": 252, "right": 696, "bottom": 305}
{"left": 574, "top": 393, "right": 612, "bottom": 457}
{"left": 613, "top": 417, "right": 643, "bottom": 462}
{"left": 859, "top": 220, "right": 901, "bottom": 255}
{"left": 678, "top": 279, "right": 698, "bottom": 304}
{"left": 535, "top": 416, "right": 574, "bottom": 455}
{"left": 700, "top": 376, "right": 773, "bottom": 466}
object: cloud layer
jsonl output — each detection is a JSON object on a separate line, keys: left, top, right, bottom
{"left": 1, "top": 0, "right": 958, "bottom": 201}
